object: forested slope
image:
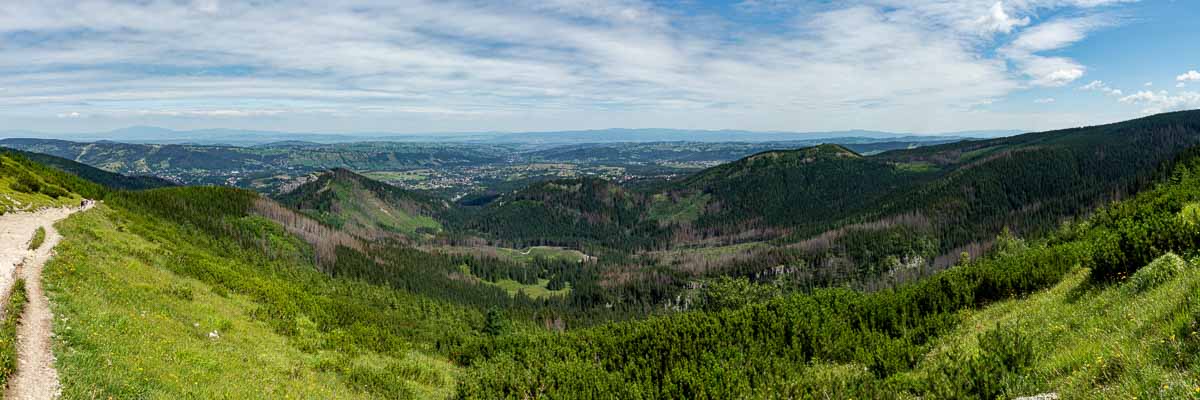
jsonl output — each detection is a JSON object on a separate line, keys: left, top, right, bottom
{"left": 669, "top": 110, "right": 1200, "bottom": 245}
{"left": 453, "top": 145, "right": 1200, "bottom": 399}
{"left": 451, "top": 177, "right": 667, "bottom": 249}
{"left": 38, "top": 172, "right": 645, "bottom": 397}
{"left": 455, "top": 111, "right": 1200, "bottom": 255}
{"left": 436, "top": 111, "right": 1200, "bottom": 303}
{"left": 8, "top": 112, "right": 1200, "bottom": 398}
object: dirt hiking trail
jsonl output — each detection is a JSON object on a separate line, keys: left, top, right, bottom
{"left": 0, "top": 203, "right": 91, "bottom": 400}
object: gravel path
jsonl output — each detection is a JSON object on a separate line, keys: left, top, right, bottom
{"left": 1, "top": 204, "right": 88, "bottom": 400}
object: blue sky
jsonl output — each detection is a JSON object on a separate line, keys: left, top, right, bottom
{"left": 0, "top": 0, "right": 1196, "bottom": 134}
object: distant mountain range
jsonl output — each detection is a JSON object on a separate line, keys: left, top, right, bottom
{"left": 0, "top": 126, "right": 1024, "bottom": 146}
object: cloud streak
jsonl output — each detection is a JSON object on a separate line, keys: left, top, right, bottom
{"left": 0, "top": 0, "right": 1141, "bottom": 133}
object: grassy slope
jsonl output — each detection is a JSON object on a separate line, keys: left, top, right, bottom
{"left": 0, "top": 153, "right": 84, "bottom": 213}
{"left": 2, "top": 148, "right": 174, "bottom": 191}
{"left": 326, "top": 179, "right": 442, "bottom": 235}
{"left": 893, "top": 259, "right": 1200, "bottom": 398}
{"left": 45, "top": 206, "right": 463, "bottom": 399}
{"left": 647, "top": 192, "right": 708, "bottom": 225}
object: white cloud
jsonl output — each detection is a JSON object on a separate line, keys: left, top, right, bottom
{"left": 975, "top": 2, "right": 1031, "bottom": 34}
{"left": 1179, "top": 70, "right": 1200, "bottom": 82}
{"left": 1079, "top": 80, "right": 1123, "bottom": 96}
{"left": 1119, "top": 90, "right": 1200, "bottom": 114}
{"left": 1144, "top": 82, "right": 1153, "bottom": 87}
{"left": 1034, "top": 97, "right": 1056, "bottom": 103}
{"left": 1000, "top": 16, "right": 1115, "bottom": 87}
{"left": 0, "top": 0, "right": 1139, "bottom": 133}
{"left": 1180, "top": 83, "right": 1189, "bottom": 88}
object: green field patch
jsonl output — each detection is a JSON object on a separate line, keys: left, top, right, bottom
{"left": 480, "top": 278, "right": 571, "bottom": 300}
{"left": 493, "top": 246, "right": 589, "bottom": 263}
{"left": 650, "top": 241, "right": 770, "bottom": 264}
{"left": 648, "top": 192, "right": 709, "bottom": 224}
{"left": 893, "top": 161, "right": 940, "bottom": 173}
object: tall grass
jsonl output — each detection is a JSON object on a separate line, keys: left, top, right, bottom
{"left": 0, "top": 279, "right": 29, "bottom": 386}
{"left": 27, "top": 227, "right": 45, "bottom": 251}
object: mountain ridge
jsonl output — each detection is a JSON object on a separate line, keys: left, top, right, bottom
{"left": 1, "top": 126, "right": 1022, "bottom": 146}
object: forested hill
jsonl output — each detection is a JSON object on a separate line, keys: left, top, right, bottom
{"left": 658, "top": 110, "right": 1200, "bottom": 246}
{"left": 455, "top": 144, "right": 1200, "bottom": 398}
{"left": 275, "top": 168, "right": 448, "bottom": 238}
{"left": 454, "top": 110, "right": 1200, "bottom": 256}
{"left": 450, "top": 177, "right": 667, "bottom": 249}
{"left": 667, "top": 143, "right": 914, "bottom": 239}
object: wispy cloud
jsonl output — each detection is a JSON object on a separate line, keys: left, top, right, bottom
{"left": 1080, "top": 80, "right": 1124, "bottom": 96}
{"left": 0, "top": 0, "right": 1141, "bottom": 132}
{"left": 1000, "top": 15, "right": 1117, "bottom": 87}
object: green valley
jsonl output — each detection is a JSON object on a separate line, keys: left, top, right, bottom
{"left": 3, "top": 111, "right": 1200, "bottom": 398}
{"left": 6, "top": 2, "right": 1199, "bottom": 398}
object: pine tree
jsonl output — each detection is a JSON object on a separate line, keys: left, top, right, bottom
{"left": 483, "top": 308, "right": 507, "bottom": 336}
